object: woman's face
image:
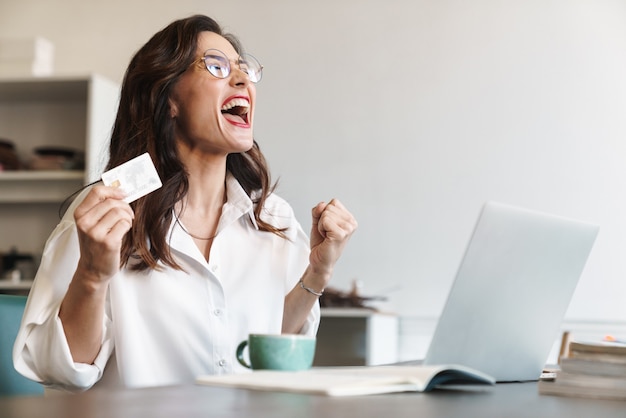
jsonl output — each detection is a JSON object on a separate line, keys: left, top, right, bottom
{"left": 169, "top": 31, "right": 256, "bottom": 158}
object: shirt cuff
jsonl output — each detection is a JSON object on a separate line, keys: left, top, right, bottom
{"left": 18, "top": 308, "right": 114, "bottom": 392}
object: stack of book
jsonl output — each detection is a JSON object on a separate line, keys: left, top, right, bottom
{"left": 539, "top": 339, "right": 626, "bottom": 401}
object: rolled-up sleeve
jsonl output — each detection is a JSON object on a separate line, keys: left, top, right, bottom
{"left": 16, "top": 303, "right": 114, "bottom": 392}
{"left": 13, "top": 191, "right": 115, "bottom": 392}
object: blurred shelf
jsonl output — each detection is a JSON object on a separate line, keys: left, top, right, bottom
{"left": 0, "top": 170, "right": 84, "bottom": 180}
{"left": 315, "top": 308, "right": 399, "bottom": 367}
{"left": 0, "top": 170, "right": 85, "bottom": 202}
{"left": 321, "top": 307, "right": 396, "bottom": 317}
{"left": 0, "top": 279, "right": 34, "bottom": 290}
{"left": 0, "top": 75, "right": 90, "bottom": 101}
{"left": 0, "top": 75, "right": 118, "bottom": 288}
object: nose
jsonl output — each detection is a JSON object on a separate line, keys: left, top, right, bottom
{"left": 229, "top": 65, "right": 250, "bottom": 87}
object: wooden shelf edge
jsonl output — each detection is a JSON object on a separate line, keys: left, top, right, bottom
{"left": 0, "top": 279, "right": 34, "bottom": 290}
{"left": 320, "top": 307, "right": 398, "bottom": 317}
{"left": 0, "top": 170, "right": 85, "bottom": 181}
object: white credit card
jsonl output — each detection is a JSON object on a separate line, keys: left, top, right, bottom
{"left": 101, "top": 152, "right": 162, "bottom": 203}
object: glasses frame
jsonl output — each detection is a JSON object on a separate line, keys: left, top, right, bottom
{"left": 198, "top": 48, "right": 263, "bottom": 83}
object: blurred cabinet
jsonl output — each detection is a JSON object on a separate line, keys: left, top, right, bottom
{"left": 0, "top": 75, "right": 119, "bottom": 291}
{"left": 314, "top": 308, "right": 399, "bottom": 366}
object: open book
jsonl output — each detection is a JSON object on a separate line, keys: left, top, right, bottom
{"left": 196, "top": 364, "right": 495, "bottom": 397}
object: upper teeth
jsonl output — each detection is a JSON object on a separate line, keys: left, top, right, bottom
{"left": 222, "top": 98, "right": 249, "bottom": 112}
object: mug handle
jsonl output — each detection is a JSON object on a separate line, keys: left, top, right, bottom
{"left": 236, "top": 340, "right": 252, "bottom": 369}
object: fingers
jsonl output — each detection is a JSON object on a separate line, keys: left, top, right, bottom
{"left": 74, "top": 185, "right": 127, "bottom": 219}
{"left": 82, "top": 209, "right": 133, "bottom": 244}
{"left": 312, "top": 199, "right": 358, "bottom": 240}
{"left": 311, "top": 201, "right": 327, "bottom": 224}
{"left": 308, "top": 199, "right": 357, "bottom": 277}
{"left": 75, "top": 186, "right": 134, "bottom": 245}
{"left": 73, "top": 186, "right": 134, "bottom": 281}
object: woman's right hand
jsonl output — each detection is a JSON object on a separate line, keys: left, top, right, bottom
{"left": 59, "top": 185, "right": 133, "bottom": 364}
{"left": 73, "top": 185, "right": 135, "bottom": 283}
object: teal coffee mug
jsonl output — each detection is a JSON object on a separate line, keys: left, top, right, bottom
{"left": 236, "top": 334, "right": 316, "bottom": 371}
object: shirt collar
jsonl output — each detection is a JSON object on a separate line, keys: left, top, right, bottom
{"left": 221, "top": 172, "right": 259, "bottom": 231}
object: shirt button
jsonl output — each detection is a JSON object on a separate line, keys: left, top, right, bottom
{"left": 213, "top": 309, "right": 222, "bottom": 317}
{"left": 218, "top": 359, "right": 227, "bottom": 367}
{"left": 210, "top": 264, "right": 219, "bottom": 273}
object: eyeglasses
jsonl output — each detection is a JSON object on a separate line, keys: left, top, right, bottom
{"left": 198, "top": 49, "right": 263, "bottom": 83}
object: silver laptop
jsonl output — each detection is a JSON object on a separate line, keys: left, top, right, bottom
{"left": 422, "top": 201, "right": 599, "bottom": 382}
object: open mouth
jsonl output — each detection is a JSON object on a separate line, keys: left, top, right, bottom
{"left": 221, "top": 97, "right": 250, "bottom": 125}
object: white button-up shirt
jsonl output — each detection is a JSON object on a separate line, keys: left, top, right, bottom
{"left": 14, "top": 174, "right": 318, "bottom": 392}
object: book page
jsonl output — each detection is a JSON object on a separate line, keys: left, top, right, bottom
{"left": 196, "top": 365, "right": 494, "bottom": 397}
{"left": 569, "top": 341, "right": 626, "bottom": 355}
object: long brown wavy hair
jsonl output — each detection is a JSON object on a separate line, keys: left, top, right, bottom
{"left": 107, "top": 15, "right": 284, "bottom": 271}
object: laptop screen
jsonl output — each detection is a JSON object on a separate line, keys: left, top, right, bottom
{"left": 423, "top": 201, "right": 599, "bottom": 382}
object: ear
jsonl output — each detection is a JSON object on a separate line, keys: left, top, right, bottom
{"left": 168, "top": 98, "right": 178, "bottom": 118}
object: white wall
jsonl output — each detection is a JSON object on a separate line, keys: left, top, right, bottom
{"left": 2, "top": 0, "right": 626, "bottom": 321}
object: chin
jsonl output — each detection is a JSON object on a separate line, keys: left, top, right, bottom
{"left": 233, "top": 137, "right": 255, "bottom": 153}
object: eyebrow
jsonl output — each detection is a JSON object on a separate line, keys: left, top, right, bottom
{"left": 206, "top": 53, "right": 243, "bottom": 61}
{"left": 203, "top": 52, "right": 227, "bottom": 59}
{"left": 201, "top": 49, "right": 240, "bottom": 60}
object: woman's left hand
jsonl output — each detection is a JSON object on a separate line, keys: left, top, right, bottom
{"left": 282, "top": 199, "right": 357, "bottom": 333}
{"left": 308, "top": 199, "right": 358, "bottom": 282}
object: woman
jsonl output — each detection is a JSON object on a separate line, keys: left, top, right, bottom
{"left": 14, "top": 15, "right": 357, "bottom": 392}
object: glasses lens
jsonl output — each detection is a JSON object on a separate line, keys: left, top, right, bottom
{"left": 202, "top": 49, "right": 230, "bottom": 79}
{"left": 240, "top": 53, "right": 263, "bottom": 83}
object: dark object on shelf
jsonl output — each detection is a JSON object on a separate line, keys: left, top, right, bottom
{"left": 1, "top": 247, "right": 36, "bottom": 281}
{"left": 319, "top": 280, "right": 386, "bottom": 310}
{"left": 29, "top": 146, "right": 85, "bottom": 170}
{"left": 0, "top": 139, "right": 21, "bottom": 170}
